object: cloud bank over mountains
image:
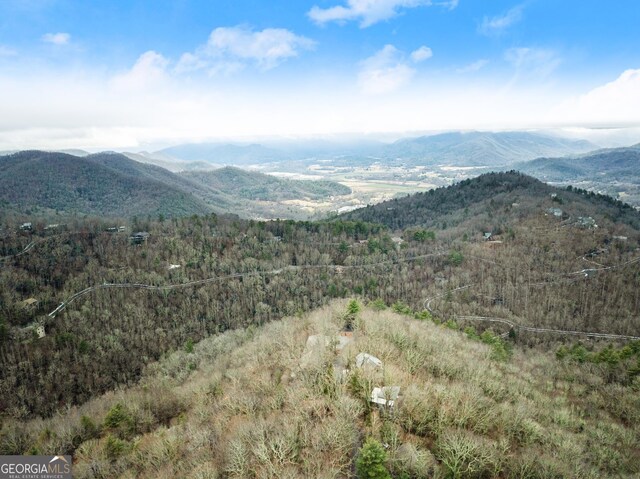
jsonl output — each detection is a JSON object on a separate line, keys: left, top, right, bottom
{"left": 0, "top": 1, "right": 638, "bottom": 149}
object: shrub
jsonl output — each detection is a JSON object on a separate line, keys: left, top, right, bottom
{"left": 505, "top": 454, "right": 566, "bottom": 479}
{"left": 445, "top": 320, "right": 459, "bottom": 330}
{"left": 389, "top": 443, "right": 437, "bottom": 479}
{"left": 396, "top": 386, "right": 441, "bottom": 438}
{"left": 348, "top": 369, "right": 372, "bottom": 416}
{"left": 464, "top": 326, "right": 479, "bottom": 340}
{"left": 356, "top": 438, "right": 391, "bottom": 479}
{"left": 371, "top": 299, "right": 387, "bottom": 311}
{"left": 414, "top": 310, "right": 432, "bottom": 321}
{"left": 345, "top": 299, "right": 361, "bottom": 331}
{"left": 435, "top": 430, "right": 502, "bottom": 478}
{"left": 225, "top": 439, "right": 249, "bottom": 477}
{"left": 103, "top": 403, "right": 135, "bottom": 438}
{"left": 478, "top": 331, "right": 512, "bottom": 361}
{"left": 448, "top": 251, "right": 464, "bottom": 266}
{"left": 104, "top": 403, "right": 130, "bottom": 429}
{"left": 392, "top": 301, "right": 412, "bottom": 316}
{"left": 0, "top": 425, "right": 32, "bottom": 455}
{"left": 80, "top": 415, "right": 99, "bottom": 440}
{"left": 104, "top": 435, "right": 130, "bottom": 461}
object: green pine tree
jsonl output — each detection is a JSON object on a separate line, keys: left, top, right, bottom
{"left": 356, "top": 438, "right": 391, "bottom": 479}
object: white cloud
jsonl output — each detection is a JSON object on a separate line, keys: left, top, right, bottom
{"left": 4, "top": 43, "right": 636, "bottom": 151}
{"left": 42, "top": 32, "right": 70, "bottom": 45}
{"left": 358, "top": 44, "right": 415, "bottom": 94}
{"left": 505, "top": 47, "right": 561, "bottom": 79}
{"left": 111, "top": 51, "right": 169, "bottom": 91}
{"left": 438, "top": 0, "right": 458, "bottom": 10}
{"left": 0, "top": 45, "right": 17, "bottom": 56}
{"left": 0, "top": 65, "right": 588, "bottom": 151}
{"left": 177, "top": 25, "right": 315, "bottom": 74}
{"left": 456, "top": 59, "right": 489, "bottom": 73}
{"left": 410, "top": 46, "right": 432, "bottom": 63}
{"left": 479, "top": 5, "right": 524, "bottom": 36}
{"left": 308, "top": 0, "right": 433, "bottom": 28}
{"left": 552, "top": 69, "right": 640, "bottom": 125}
{"left": 174, "top": 52, "right": 209, "bottom": 74}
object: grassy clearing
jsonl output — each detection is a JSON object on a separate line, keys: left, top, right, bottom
{"left": 1, "top": 299, "right": 638, "bottom": 478}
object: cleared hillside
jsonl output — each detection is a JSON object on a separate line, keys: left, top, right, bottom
{"left": 2, "top": 300, "right": 638, "bottom": 478}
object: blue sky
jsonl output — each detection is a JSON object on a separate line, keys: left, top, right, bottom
{"left": 0, "top": 0, "right": 639, "bottom": 149}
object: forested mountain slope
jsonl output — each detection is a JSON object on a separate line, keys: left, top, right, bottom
{"left": 181, "top": 166, "right": 351, "bottom": 201}
{"left": 1, "top": 201, "right": 639, "bottom": 420}
{"left": 0, "top": 151, "right": 350, "bottom": 220}
{"left": 343, "top": 171, "right": 640, "bottom": 231}
{"left": 2, "top": 301, "right": 639, "bottom": 478}
{"left": 0, "top": 151, "right": 214, "bottom": 218}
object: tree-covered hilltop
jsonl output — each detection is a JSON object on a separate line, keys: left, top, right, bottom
{"left": 0, "top": 151, "right": 214, "bottom": 218}
{"left": 2, "top": 300, "right": 639, "bottom": 478}
{"left": 342, "top": 171, "right": 640, "bottom": 231}
{"left": 181, "top": 166, "right": 351, "bottom": 201}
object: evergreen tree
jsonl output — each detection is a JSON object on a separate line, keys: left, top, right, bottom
{"left": 356, "top": 438, "right": 390, "bottom": 479}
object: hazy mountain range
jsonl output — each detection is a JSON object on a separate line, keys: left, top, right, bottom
{"left": 510, "top": 144, "right": 640, "bottom": 205}
{"left": 379, "top": 131, "right": 596, "bottom": 166}
{"left": 3, "top": 132, "right": 639, "bottom": 221}
{"left": 513, "top": 144, "right": 640, "bottom": 181}
{"left": 149, "top": 131, "right": 598, "bottom": 169}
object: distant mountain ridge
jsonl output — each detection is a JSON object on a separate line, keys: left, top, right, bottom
{"left": 379, "top": 131, "right": 596, "bottom": 166}
{"left": 510, "top": 144, "right": 640, "bottom": 206}
{"left": 159, "top": 143, "right": 287, "bottom": 165}
{"left": 123, "top": 151, "right": 216, "bottom": 173}
{"left": 514, "top": 144, "right": 640, "bottom": 182}
{"left": 156, "top": 131, "right": 598, "bottom": 167}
